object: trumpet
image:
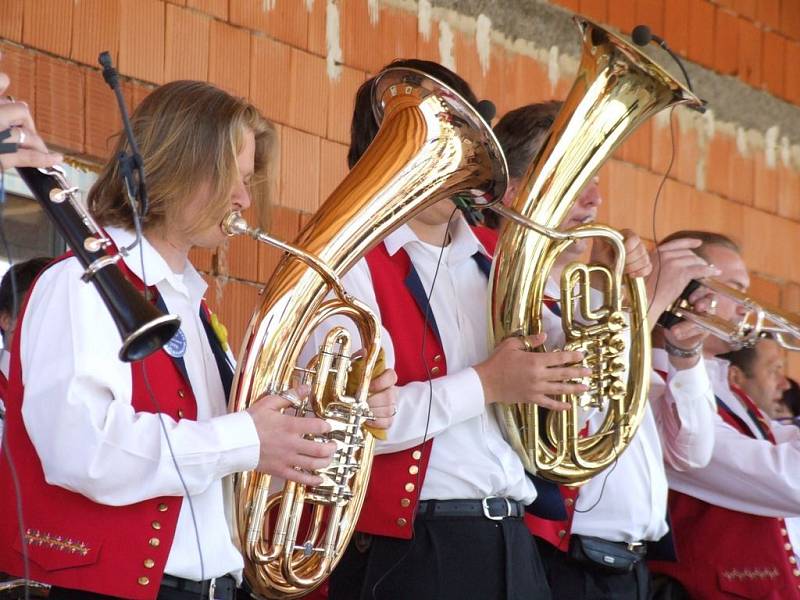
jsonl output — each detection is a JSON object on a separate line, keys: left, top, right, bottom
{"left": 663, "top": 279, "right": 800, "bottom": 351}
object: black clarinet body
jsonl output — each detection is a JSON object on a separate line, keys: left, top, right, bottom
{"left": 15, "top": 165, "right": 181, "bottom": 361}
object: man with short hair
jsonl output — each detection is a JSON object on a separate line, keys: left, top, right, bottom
{"left": 650, "top": 231, "right": 800, "bottom": 599}
{"left": 723, "top": 337, "right": 790, "bottom": 420}
{"left": 493, "top": 102, "right": 720, "bottom": 600}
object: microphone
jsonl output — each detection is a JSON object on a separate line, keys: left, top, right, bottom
{"left": 631, "top": 25, "right": 706, "bottom": 113}
{"left": 476, "top": 99, "right": 497, "bottom": 123}
{"left": 98, "top": 51, "right": 149, "bottom": 216}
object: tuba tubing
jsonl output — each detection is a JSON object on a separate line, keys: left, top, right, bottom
{"left": 228, "top": 67, "right": 508, "bottom": 598}
{"left": 487, "top": 18, "right": 704, "bottom": 486}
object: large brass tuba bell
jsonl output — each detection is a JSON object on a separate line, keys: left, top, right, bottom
{"left": 226, "top": 67, "right": 507, "bottom": 598}
{"left": 488, "top": 18, "right": 704, "bottom": 486}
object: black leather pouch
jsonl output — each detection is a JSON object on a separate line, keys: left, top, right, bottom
{"left": 568, "top": 534, "right": 642, "bottom": 574}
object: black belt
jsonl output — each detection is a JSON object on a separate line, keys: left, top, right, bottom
{"left": 160, "top": 574, "right": 236, "bottom": 600}
{"left": 418, "top": 497, "right": 525, "bottom": 520}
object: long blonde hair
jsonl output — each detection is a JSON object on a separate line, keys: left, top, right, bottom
{"left": 89, "top": 80, "right": 276, "bottom": 236}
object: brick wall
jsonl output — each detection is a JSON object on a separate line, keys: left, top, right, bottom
{"left": 1, "top": 0, "right": 799, "bottom": 376}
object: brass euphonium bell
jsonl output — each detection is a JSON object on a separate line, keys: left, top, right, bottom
{"left": 225, "top": 67, "right": 507, "bottom": 598}
{"left": 488, "top": 18, "right": 704, "bottom": 486}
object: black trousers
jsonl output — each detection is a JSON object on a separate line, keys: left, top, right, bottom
{"left": 329, "top": 516, "right": 551, "bottom": 600}
{"left": 536, "top": 537, "right": 650, "bottom": 600}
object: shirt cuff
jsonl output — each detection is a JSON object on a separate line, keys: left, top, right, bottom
{"left": 667, "top": 357, "right": 715, "bottom": 411}
{"left": 210, "top": 411, "right": 262, "bottom": 474}
{"left": 450, "top": 367, "right": 488, "bottom": 421}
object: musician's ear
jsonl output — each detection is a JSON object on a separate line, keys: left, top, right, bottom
{"left": 728, "top": 364, "right": 746, "bottom": 388}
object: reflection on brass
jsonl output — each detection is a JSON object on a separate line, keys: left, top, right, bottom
{"left": 667, "top": 278, "right": 800, "bottom": 351}
{"left": 488, "top": 18, "right": 703, "bottom": 486}
{"left": 225, "top": 67, "right": 507, "bottom": 598}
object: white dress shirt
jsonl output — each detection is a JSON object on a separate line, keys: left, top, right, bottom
{"left": 666, "top": 356, "right": 800, "bottom": 518}
{"left": 302, "top": 216, "right": 536, "bottom": 504}
{"left": 19, "top": 227, "right": 261, "bottom": 581}
{"left": 570, "top": 349, "right": 716, "bottom": 542}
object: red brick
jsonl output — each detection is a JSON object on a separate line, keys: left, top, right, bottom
{"left": 119, "top": 0, "right": 165, "bottom": 84}
{"left": 727, "top": 135, "right": 755, "bottom": 205}
{"left": 619, "top": 121, "right": 653, "bottom": 169}
{"left": 280, "top": 126, "right": 320, "bottom": 213}
{"left": 213, "top": 278, "right": 261, "bottom": 355}
{"left": 186, "top": 0, "right": 227, "bottom": 20}
{"left": 257, "top": 206, "right": 301, "bottom": 283}
{"left": 287, "top": 48, "right": 328, "bottom": 137}
{"left": 606, "top": 0, "right": 636, "bottom": 33}
{"left": 249, "top": 35, "right": 291, "bottom": 126}
{"left": 225, "top": 205, "right": 260, "bottom": 282}
{"left": 578, "top": 0, "right": 607, "bottom": 24}
{"left": 778, "top": 164, "right": 800, "bottom": 221}
{"left": 502, "top": 53, "right": 550, "bottom": 113}
{"left": 687, "top": 0, "right": 715, "bottom": 68}
{"left": 451, "top": 27, "right": 484, "bottom": 99}
{"left": 130, "top": 81, "right": 153, "bottom": 110}
{"left": 635, "top": 0, "right": 664, "bottom": 37}
{"left": 714, "top": 8, "right": 739, "bottom": 75}
{"left": 209, "top": 21, "right": 250, "bottom": 98}
{"left": 189, "top": 246, "right": 214, "bottom": 273}
{"left": 783, "top": 283, "right": 800, "bottom": 313}
{"left": 737, "top": 17, "right": 762, "bottom": 87}
{"left": 603, "top": 160, "right": 657, "bottom": 236}
{"left": 741, "top": 206, "right": 795, "bottom": 279}
{"left": 753, "top": 152, "right": 779, "bottom": 214}
{"left": 756, "top": 0, "right": 781, "bottom": 30}
{"left": 326, "top": 66, "right": 365, "bottom": 145}
{"left": 674, "top": 119, "right": 700, "bottom": 186}
{"left": 375, "top": 8, "right": 418, "bottom": 72}
{"left": 732, "top": 0, "right": 757, "bottom": 20}
{"left": 0, "top": 0, "right": 24, "bottom": 42}
{"left": 0, "top": 42, "right": 35, "bottom": 104}
{"left": 71, "top": 0, "right": 120, "bottom": 67}
{"left": 552, "top": 0, "right": 579, "bottom": 11}
{"left": 417, "top": 16, "right": 440, "bottom": 63}
{"left": 319, "top": 138, "right": 348, "bottom": 204}
{"left": 761, "top": 30, "right": 785, "bottom": 96}
{"left": 229, "top": 0, "right": 308, "bottom": 49}
{"left": 749, "top": 273, "right": 781, "bottom": 306}
{"left": 705, "top": 133, "right": 733, "bottom": 197}
{"left": 84, "top": 69, "right": 129, "bottom": 160}
{"left": 164, "top": 4, "right": 210, "bottom": 81}
{"left": 307, "top": 0, "right": 326, "bottom": 57}
{"left": 663, "top": 0, "right": 690, "bottom": 57}
{"left": 34, "top": 55, "right": 84, "bottom": 152}
{"left": 779, "top": 1, "right": 800, "bottom": 39}
{"left": 786, "top": 41, "right": 800, "bottom": 104}
{"left": 23, "top": 0, "right": 72, "bottom": 56}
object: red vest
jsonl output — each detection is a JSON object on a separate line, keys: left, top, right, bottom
{"left": 0, "top": 254, "right": 200, "bottom": 600}
{"left": 354, "top": 226, "right": 496, "bottom": 539}
{"left": 649, "top": 386, "right": 800, "bottom": 599}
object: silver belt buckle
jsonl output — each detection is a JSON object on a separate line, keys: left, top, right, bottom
{"left": 626, "top": 541, "right": 643, "bottom": 552}
{"left": 209, "top": 577, "right": 217, "bottom": 600}
{"left": 482, "top": 496, "right": 512, "bottom": 520}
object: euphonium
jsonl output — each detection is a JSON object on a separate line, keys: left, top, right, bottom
{"left": 664, "top": 279, "right": 800, "bottom": 351}
{"left": 488, "top": 18, "right": 704, "bottom": 486}
{"left": 226, "top": 67, "right": 507, "bottom": 598}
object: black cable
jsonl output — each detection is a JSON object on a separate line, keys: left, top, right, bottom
{"left": 0, "top": 164, "right": 31, "bottom": 600}
{"left": 371, "top": 207, "right": 459, "bottom": 598}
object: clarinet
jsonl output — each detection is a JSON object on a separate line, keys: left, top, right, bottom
{"left": 15, "top": 165, "right": 180, "bottom": 361}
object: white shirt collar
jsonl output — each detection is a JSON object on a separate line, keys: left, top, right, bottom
{"left": 382, "top": 215, "right": 490, "bottom": 264}
{"left": 105, "top": 226, "right": 207, "bottom": 303}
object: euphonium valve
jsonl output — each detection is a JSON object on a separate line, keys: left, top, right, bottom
{"left": 488, "top": 18, "right": 704, "bottom": 486}
{"left": 228, "top": 67, "right": 507, "bottom": 598}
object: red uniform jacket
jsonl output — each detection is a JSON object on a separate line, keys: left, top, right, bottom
{"left": 0, "top": 254, "right": 205, "bottom": 600}
{"left": 354, "top": 226, "right": 498, "bottom": 539}
{"left": 649, "top": 386, "right": 800, "bottom": 599}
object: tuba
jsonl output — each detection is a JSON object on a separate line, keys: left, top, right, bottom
{"left": 488, "top": 18, "right": 704, "bottom": 486}
{"left": 226, "top": 67, "right": 507, "bottom": 598}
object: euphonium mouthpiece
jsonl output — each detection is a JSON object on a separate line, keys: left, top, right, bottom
{"left": 221, "top": 211, "right": 248, "bottom": 236}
